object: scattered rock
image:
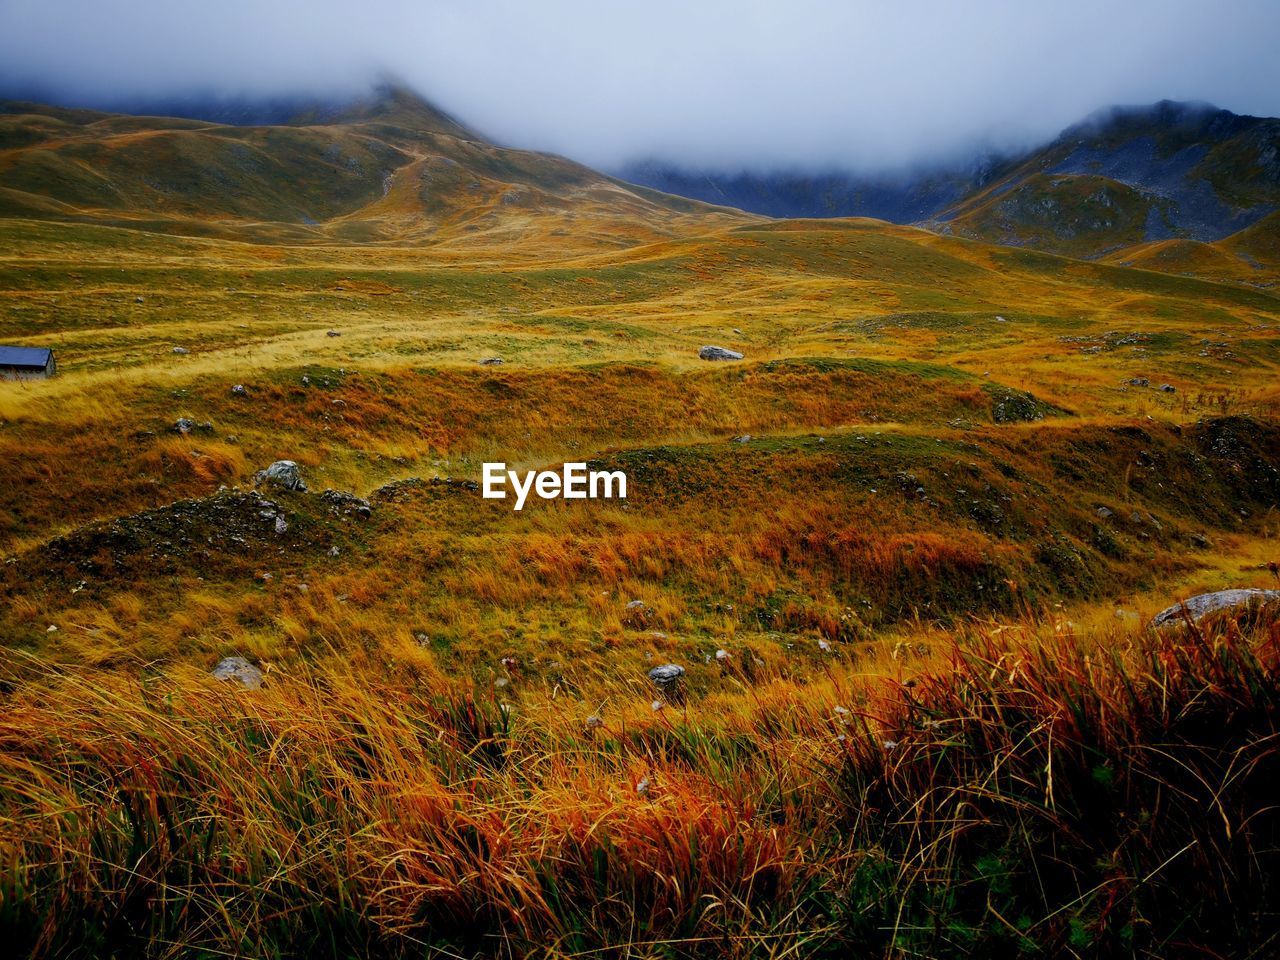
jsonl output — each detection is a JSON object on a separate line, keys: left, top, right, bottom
{"left": 732, "top": 435, "right": 752, "bottom": 444}
{"left": 174, "top": 418, "right": 195, "bottom": 434}
{"left": 34, "top": 489, "right": 297, "bottom": 581}
{"left": 1190, "top": 534, "right": 1211, "bottom": 549}
{"left": 134, "top": 296, "right": 145, "bottom": 304}
{"left": 370, "top": 477, "right": 426, "bottom": 502}
{"left": 698, "top": 345, "right": 744, "bottom": 361}
{"left": 273, "top": 515, "right": 288, "bottom": 535}
{"left": 172, "top": 346, "right": 188, "bottom": 355}
{"left": 255, "top": 460, "right": 306, "bottom": 492}
{"left": 478, "top": 357, "right": 504, "bottom": 366}
{"left": 623, "top": 599, "right": 653, "bottom": 628}
{"left": 319, "top": 489, "right": 373, "bottom": 519}
{"left": 1096, "top": 506, "right": 1114, "bottom": 519}
{"left": 1151, "top": 588, "right": 1280, "bottom": 628}
{"left": 230, "top": 384, "right": 247, "bottom": 396}
{"left": 1159, "top": 384, "right": 1176, "bottom": 393}
{"left": 1128, "top": 377, "right": 1150, "bottom": 387}
{"left": 211, "top": 656, "right": 264, "bottom": 690}
{"left": 988, "top": 387, "right": 1053, "bottom": 423}
{"left": 326, "top": 330, "right": 341, "bottom": 337}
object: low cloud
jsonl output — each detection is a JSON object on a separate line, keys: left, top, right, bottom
{"left": 2, "top": 0, "right": 1278, "bottom": 172}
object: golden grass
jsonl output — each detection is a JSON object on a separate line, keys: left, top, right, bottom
{"left": 1, "top": 200, "right": 1279, "bottom": 956}
{"left": 2, "top": 609, "right": 1279, "bottom": 957}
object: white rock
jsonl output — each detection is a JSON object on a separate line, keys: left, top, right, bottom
{"left": 210, "top": 657, "right": 264, "bottom": 690}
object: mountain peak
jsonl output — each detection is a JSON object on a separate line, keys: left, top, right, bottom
{"left": 0, "top": 80, "right": 479, "bottom": 141}
{"left": 294, "top": 81, "right": 478, "bottom": 140}
{"left": 1062, "top": 99, "right": 1251, "bottom": 144}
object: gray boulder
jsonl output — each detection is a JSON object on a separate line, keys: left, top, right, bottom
{"left": 648, "top": 663, "right": 685, "bottom": 685}
{"left": 648, "top": 663, "right": 686, "bottom": 703}
{"left": 255, "top": 460, "right": 307, "bottom": 492}
{"left": 1151, "top": 588, "right": 1280, "bottom": 628}
{"left": 210, "top": 656, "right": 264, "bottom": 689}
{"left": 699, "top": 345, "right": 744, "bottom": 361}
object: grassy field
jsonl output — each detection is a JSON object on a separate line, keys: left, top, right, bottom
{"left": 1, "top": 188, "right": 1280, "bottom": 958}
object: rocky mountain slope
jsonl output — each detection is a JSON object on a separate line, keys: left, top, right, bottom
{"left": 620, "top": 101, "right": 1280, "bottom": 266}
{"left": 937, "top": 101, "right": 1280, "bottom": 257}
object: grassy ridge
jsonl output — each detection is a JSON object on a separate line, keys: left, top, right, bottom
{"left": 3, "top": 415, "right": 1276, "bottom": 676}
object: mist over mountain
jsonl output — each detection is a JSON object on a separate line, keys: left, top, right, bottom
{"left": 4, "top": 0, "right": 1280, "bottom": 173}
{"left": 613, "top": 156, "right": 1012, "bottom": 224}
{"left": 4, "top": 79, "right": 1279, "bottom": 268}
{"left": 620, "top": 99, "right": 1280, "bottom": 261}
{"left": 0, "top": 84, "right": 735, "bottom": 256}
{"left": 936, "top": 100, "right": 1280, "bottom": 254}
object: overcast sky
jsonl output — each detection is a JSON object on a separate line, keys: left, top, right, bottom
{"left": 2, "top": 0, "right": 1279, "bottom": 172}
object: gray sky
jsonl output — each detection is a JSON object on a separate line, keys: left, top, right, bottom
{"left": 2, "top": 0, "right": 1279, "bottom": 171}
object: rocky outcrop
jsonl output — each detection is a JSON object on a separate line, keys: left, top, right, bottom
{"left": 1151, "top": 588, "right": 1280, "bottom": 628}
{"left": 698, "top": 346, "right": 743, "bottom": 361}
{"left": 255, "top": 460, "right": 306, "bottom": 492}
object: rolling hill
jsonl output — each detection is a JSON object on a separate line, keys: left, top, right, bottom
{"left": 0, "top": 84, "right": 742, "bottom": 255}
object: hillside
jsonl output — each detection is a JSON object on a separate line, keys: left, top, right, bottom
{"left": 938, "top": 101, "right": 1280, "bottom": 257}
{"left": 0, "top": 86, "right": 742, "bottom": 257}
{"left": 621, "top": 101, "right": 1280, "bottom": 269}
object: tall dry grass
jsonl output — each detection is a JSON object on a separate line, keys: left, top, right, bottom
{"left": 1, "top": 609, "right": 1277, "bottom": 957}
